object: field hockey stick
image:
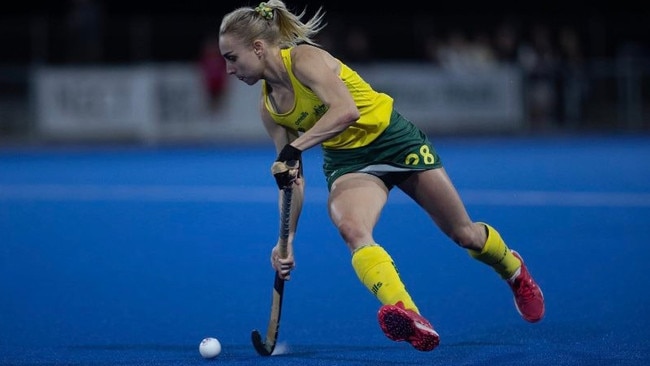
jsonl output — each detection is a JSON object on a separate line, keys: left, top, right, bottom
{"left": 251, "top": 186, "right": 293, "bottom": 356}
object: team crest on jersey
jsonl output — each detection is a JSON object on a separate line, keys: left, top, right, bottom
{"left": 314, "top": 104, "right": 327, "bottom": 117}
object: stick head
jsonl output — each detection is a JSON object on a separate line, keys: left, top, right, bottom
{"left": 251, "top": 329, "right": 274, "bottom": 356}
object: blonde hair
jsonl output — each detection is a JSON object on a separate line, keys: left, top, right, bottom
{"left": 219, "top": 0, "right": 326, "bottom": 48}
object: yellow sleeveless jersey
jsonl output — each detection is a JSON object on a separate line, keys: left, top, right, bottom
{"left": 262, "top": 47, "right": 393, "bottom": 149}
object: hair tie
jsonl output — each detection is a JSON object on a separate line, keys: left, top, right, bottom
{"left": 255, "top": 2, "right": 274, "bottom": 20}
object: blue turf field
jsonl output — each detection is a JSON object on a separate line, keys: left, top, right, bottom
{"left": 1, "top": 135, "right": 649, "bottom": 365}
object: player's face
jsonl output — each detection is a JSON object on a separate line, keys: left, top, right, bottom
{"left": 219, "top": 34, "right": 263, "bottom": 85}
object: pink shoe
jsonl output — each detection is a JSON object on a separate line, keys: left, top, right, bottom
{"left": 377, "top": 301, "right": 440, "bottom": 351}
{"left": 509, "top": 251, "right": 545, "bottom": 322}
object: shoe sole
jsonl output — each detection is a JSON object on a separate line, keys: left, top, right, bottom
{"left": 378, "top": 306, "right": 440, "bottom": 351}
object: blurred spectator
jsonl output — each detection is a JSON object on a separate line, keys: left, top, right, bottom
{"left": 518, "top": 23, "right": 561, "bottom": 130}
{"left": 65, "top": 0, "right": 105, "bottom": 63}
{"left": 493, "top": 20, "right": 521, "bottom": 65}
{"left": 199, "top": 35, "right": 228, "bottom": 112}
{"left": 557, "top": 26, "right": 588, "bottom": 127}
{"left": 437, "top": 29, "right": 496, "bottom": 72}
{"left": 436, "top": 29, "right": 473, "bottom": 72}
{"left": 466, "top": 30, "right": 497, "bottom": 70}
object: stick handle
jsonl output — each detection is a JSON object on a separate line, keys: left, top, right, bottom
{"left": 278, "top": 187, "right": 292, "bottom": 257}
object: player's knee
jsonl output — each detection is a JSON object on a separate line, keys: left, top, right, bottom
{"left": 337, "top": 218, "right": 369, "bottom": 244}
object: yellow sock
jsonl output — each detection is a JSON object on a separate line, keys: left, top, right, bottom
{"left": 351, "top": 244, "right": 419, "bottom": 313}
{"left": 468, "top": 223, "right": 521, "bottom": 279}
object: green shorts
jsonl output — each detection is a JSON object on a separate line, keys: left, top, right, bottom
{"left": 322, "top": 109, "right": 443, "bottom": 190}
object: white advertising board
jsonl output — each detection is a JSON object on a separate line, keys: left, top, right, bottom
{"left": 356, "top": 63, "right": 525, "bottom": 133}
{"left": 32, "top": 63, "right": 524, "bottom": 143}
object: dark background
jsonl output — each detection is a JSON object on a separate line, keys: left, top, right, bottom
{"left": 2, "top": 0, "right": 649, "bottom": 64}
{"left": 5, "top": 0, "right": 641, "bottom": 16}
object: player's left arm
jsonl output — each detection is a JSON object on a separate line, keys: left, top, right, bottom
{"left": 287, "top": 45, "right": 360, "bottom": 152}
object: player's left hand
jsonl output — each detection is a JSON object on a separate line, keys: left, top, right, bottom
{"left": 271, "top": 144, "right": 301, "bottom": 189}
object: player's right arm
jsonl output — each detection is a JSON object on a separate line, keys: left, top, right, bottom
{"left": 261, "top": 97, "right": 304, "bottom": 280}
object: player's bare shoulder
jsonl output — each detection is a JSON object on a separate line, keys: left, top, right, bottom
{"left": 290, "top": 44, "right": 340, "bottom": 77}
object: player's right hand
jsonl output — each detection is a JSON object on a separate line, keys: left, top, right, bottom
{"left": 271, "top": 161, "right": 300, "bottom": 189}
{"left": 271, "top": 144, "right": 302, "bottom": 189}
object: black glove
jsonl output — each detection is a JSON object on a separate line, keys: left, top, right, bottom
{"left": 276, "top": 144, "right": 301, "bottom": 165}
{"left": 271, "top": 144, "right": 302, "bottom": 189}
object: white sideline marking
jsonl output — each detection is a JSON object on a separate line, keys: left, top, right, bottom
{"left": 0, "top": 184, "right": 649, "bottom": 207}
